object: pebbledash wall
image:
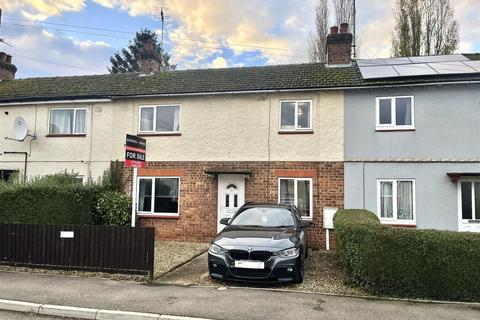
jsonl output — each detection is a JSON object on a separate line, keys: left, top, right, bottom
{"left": 1, "top": 90, "right": 345, "bottom": 248}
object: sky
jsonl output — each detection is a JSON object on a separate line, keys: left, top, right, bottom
{"left": 0, "top": 0, "right": 478, "bottom": 78}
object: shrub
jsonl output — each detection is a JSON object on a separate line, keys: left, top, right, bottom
{"left": 94, "top": 191, "right": 132, "bottom": 226}
{"left": 0, "top": 181, "right": 96, "bottom": 225}
{"left": 334, "top": 209, "right": 480, "bottom": 302}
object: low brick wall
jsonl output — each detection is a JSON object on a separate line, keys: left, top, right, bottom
{"left": 124, "top": 161, "right": 343, "bottom": 249}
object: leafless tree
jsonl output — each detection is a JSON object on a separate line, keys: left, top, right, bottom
{"left": 308, "top": 0, "right": 329, "bottom": 62}
{"left": 333, "top": 0, "right": 354, "bottom": 30}
{"left": 392, "top": 0, "right": 459, "bottom": 57}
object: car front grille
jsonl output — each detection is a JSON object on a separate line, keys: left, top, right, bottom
{"left": 229, "top": 249, "right": 249, "bottom": 260}
{"left": 229, "top": 250, "right": 272, "bottom": 261}
{"left": 249, "top": 251, "right": 272, "bottom": 261}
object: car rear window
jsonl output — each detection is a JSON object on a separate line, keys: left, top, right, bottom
{"left": 230, "top": 207, "right": 295, "bottom": 227}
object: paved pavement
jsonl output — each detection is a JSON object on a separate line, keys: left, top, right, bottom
{"left": 0, "top": 271, "right": 479, "bottom": 320}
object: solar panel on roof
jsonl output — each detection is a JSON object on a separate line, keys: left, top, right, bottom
{"left": 358, "top": 65, "right": 399, "bottom": 79}
{"left": 358, "top": 54, "right": 480, "bottom": 79}
{"left": 428, "top": 62, "right": 477, "bottom": 74}
{"left": 463, "top": 60, "right": 480, "bottom": 72}
{"left": 393, "top": 63, "right": 437, "bottom": 76}
{"left": 409, "top": 54, "right": 468, "bottom": 63}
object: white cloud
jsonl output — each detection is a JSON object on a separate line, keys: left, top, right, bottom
{"left": 209, "top": 56, "right": 228, "bottom": 68}
{"left": 0, "top": 0, "right": 86, "bottom": 21}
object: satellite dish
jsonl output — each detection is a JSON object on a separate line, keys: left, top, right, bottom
{"left": 13, "top": 116, "right": 28, "bottom": 141}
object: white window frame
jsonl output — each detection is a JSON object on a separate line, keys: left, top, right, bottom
{"left": 48, "top": 107, "right": 87, "bottom": 135}
{"left": 375, "top": 96, "right": 415, "bottom": 131}
{"left": 277, "top": 177, "right": 313, "bottom": 220}
{"left": 457, "top": 179, "right": 480, "bottom": 232}
{"left": 376, "top": 179, "right": 416, "bottom": 225}
{"left": 279, "top": 100, "right": 313, "bottom": 132}
{"left": 138, "top": 104, "right": 181, "bottom": 134}
{"left": 137, "top": 176, "right": 180, "bottom": 218}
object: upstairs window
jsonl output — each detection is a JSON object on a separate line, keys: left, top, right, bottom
{"left": 377, "top": 179, "right": 415, "bottom": 224}
{"left": 49, "top": 108, "right": 86, "bottom": 135}
{"left": 280, "top": 100, "right": 312, "bottom": 131}
{"left": 139, "top": 105, "right": 181, "bottom": 133}
{"left": 376, "top": 96, "right": 414, "bottom": 130}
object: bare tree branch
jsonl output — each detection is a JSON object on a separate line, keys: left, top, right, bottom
{"left": 392, "top": 0, "right": 459, "bottom": 57}
{"left": 309, "top": 0, "right": 329, "bottom": 63}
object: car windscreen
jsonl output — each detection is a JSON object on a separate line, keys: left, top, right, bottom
{"left": 230, "top": 207, "right": 295, "bottom": 227}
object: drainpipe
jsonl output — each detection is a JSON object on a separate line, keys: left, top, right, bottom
{"left": 3, "top": 151, "right": 28, "bottom": 181}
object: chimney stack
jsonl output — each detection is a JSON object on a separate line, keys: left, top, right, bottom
{"left": 326, "top": 24, "right": 352, "bottom": 66}
{"left": 139, "top": 39, "right": 161, "bottom": 74}
{"left": 0, "top": 52, "right": 17, "bottom": 80}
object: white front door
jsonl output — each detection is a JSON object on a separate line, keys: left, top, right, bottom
{"left": 217, "top": 174, "right": 245, "bottom": 232}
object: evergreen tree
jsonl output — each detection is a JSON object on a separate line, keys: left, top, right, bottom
{"left": 109, "top": 29, "right": 176, "bottom": 73}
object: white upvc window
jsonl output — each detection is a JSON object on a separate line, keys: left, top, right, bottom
{"left": 48, "top": 108, "right": 87, "bottom": 135}
{"left": 137, "top": 176, "right": 180, "bottom": 217}
{"left": 457, "top": 180, "right": 480, "bottom": 232}
{"left": 377, "top": 179, "right": 416, "bottom": 225}
{"left": 278, "top": 178, "right": 313, "bottom": 220}
{"left": 376, "top": 96, "right": 414, "bottom": 130}
{"left": 138, "top": 105, "right": 181, "bottom": 134}
{"left": 279, "top": 100, "right": 313, "bottom": 131}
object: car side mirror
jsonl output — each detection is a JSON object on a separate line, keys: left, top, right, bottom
{"left": 220, "top": 218, "right": 230, "bottom": 225}
{"left": 298, "top": 220, "right": 310, "bottom": 228}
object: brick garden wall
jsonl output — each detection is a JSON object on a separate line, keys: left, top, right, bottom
{"left": 124, "top": 161, "right": 343, "bottom": 249}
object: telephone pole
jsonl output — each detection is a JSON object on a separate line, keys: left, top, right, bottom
{"left": 352, "top": 0, "right": 356, "bottom": 58}
{"left": 0, "top": 9, "right": 14, "bottom": 47}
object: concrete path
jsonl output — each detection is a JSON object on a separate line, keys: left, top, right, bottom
{"left": 156, "top": 252, "right": 208, "bottom": 285}
{"left": 0, "top": 271, "right": 479, "bottom": 320}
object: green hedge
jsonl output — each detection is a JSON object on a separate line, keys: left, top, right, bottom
{"left": 0, "top": 183, "right": 97, "bottom": 225}
{"left": 334, "top": 209, "right": 480, "bottom": 302}
{"left": 94, "top": 191, "right": 132, "bottom": 226}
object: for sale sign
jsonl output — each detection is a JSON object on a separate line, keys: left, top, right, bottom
{"left": 125, "top": 134, "right": 146, "bottom": 168}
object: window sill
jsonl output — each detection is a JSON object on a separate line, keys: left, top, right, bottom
{"left": 137, "top": 132, "right": 181, "bottom": 137}
{"left": 375, "top": 127, "right": 415, "bottom": 132}
{"left": 46, "top": 134, "right": 86, "bottom": 137}
{"left": 137, "top": 214, "right": 179, "bottom": 219}
{"left": 278, "top": 130, "right": 314, "bottom": 135}
{"left": 382, "top": 222, "right": 416, "bottom": 227}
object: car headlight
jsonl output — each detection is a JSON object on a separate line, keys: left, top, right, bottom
{"left": 209, "top": 243, "right": 227, "bottom": 255}
{"left": 277, "top": 247, "right": 299, "bottom": 258}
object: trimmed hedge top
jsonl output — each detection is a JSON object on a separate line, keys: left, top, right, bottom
{"left": 334, "top": 209, "right": 480, "bottom": 302}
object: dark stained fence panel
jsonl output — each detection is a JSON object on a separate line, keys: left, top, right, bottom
{"left": 0, "top": 224, "right": 155, "bottom": 277}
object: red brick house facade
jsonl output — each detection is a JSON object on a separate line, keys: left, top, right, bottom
{"left": 125, "top": 161, "right": 343, "bottom": 249}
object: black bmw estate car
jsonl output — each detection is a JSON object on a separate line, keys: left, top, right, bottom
{"left": 208, "top": 203, "right": 309, "bottom": 283}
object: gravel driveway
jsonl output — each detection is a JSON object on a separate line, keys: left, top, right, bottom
{"left": 154, "top": 241, "right": 208, "bottom": 277}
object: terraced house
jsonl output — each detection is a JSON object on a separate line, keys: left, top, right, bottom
{"left": 0, "top": 26, "right": 357, "bottom": 249}
{"left": 1, "top": 24, "right": 479, "bottom": 248}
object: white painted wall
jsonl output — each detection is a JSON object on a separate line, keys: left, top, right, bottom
{"left": 0, "top": 91, "right": 344, "bottom": 180}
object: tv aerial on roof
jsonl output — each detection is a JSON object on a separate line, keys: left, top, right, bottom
{"left": 4, "top": 116, "right": 36, "bottom": 142}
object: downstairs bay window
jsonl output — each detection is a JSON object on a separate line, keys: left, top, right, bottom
{"left": 278, "top": 178, "right": 313, "bottom": 220}
{"left": 138, "top": 177, "right": 180, "bottom": 217}
{"left": 377, "top": 179, "right": 415, "bottom": 225}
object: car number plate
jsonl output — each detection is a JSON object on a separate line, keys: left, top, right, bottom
{"left": 234, "top": 260, "right": 265, "bottom": 269}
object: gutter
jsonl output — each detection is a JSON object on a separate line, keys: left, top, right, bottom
{"left": 0, "top": 98, "right": 112, "bottom": 107}
{"left": 1, "top": 80, "right": 479, "bottom": 105}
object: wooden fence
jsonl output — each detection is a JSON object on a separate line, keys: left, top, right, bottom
{"left": 0, "top": 224, "right": 155, "bottom": 278}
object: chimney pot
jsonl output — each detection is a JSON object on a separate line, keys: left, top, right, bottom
{"left": 330, "top": 26, "right": 339, "bottom": 34}
{"left": 6, "top": 55, "right": 12, "bottom": 64}
{"left": 0, "top": 52, "right": 6, "bottom": 62}
{"left": 340, "top": 23, "right": 349, "bottom": 33}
